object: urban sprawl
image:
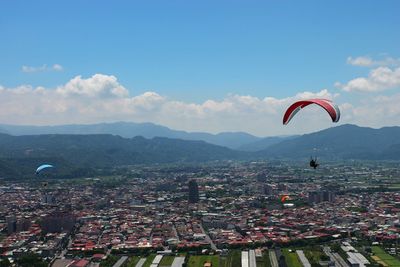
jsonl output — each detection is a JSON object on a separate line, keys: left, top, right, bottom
{"left": 1, "top": 161, "right": 400, "bottom": 267}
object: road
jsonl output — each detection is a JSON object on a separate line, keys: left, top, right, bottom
{"left": 249, "top": 250, "right": 257, "bottom": 267}
{"left": 323, "top": 247, "right": 349, "bottom": 267}
{"left": 296, "top": 250, "right": 311, "bottom": 267}
{"left": 59, "top": 235, "right": 73, "bottom": 259}
{"left": 269, "top": 250, "right": 278, "bottom": 267}
{"left": 275, "top": 248, "right": 287, "bottom": 267}
{"left": 135, "top": 258, "right": 146, "bottom": 267}
{"left": 171, "top": 257, "right": 185, "bottom": 267}
{"left": 172, "top": 224, "right": 180, "bottom": 241}
{"left": 112, "top": 256, "right": 128, "bottom": 267}
{"left": 199, "top": 224, "right": 217, "bottom": 250}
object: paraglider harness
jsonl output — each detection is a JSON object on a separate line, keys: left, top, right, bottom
{"left": 310, "top": 157, "right": 319, "bottom": 169}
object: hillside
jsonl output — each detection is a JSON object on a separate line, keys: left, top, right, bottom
{"left": 0, "top": 133, "right": 246, "bottom": 179}
{"left": 0, "top": 122, "right": 261, "bottom": 149}
{"left": 260, "top": 124, "right": 400, "bottom": 159}
{"left": 2, "top": 124, "right": 400, "bottom": 179}
{"left": 237, "top": 136, "right": 297, "bottom": 151}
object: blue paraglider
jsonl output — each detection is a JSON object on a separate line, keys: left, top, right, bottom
{"left": 35, "top": 164, "right": 54, "bottom": 175}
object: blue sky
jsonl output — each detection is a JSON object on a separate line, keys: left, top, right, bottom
{"left": 0, "top": 1, "right": 400, "bottom": 135}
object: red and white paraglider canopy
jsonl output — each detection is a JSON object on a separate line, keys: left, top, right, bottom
{"left": 283, "top": 99, "right": 340, "bottom": 125}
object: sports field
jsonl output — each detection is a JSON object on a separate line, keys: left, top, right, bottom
{"left": 188, "top": 255, "right": 220, "bottom": 267}
{"left": 372, "top": 246, "right": 400, "bottom": 267}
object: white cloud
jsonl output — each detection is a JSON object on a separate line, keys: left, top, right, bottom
{"left": 347, "top": 56, "right": 374, "bottom": 67}
{"left": 0, "top": 74, "right": 344, "bottom": 136}
{"left": 52, "top": 64, "right": 63, "bottom": 71}
{"left": 342, "top": 93, "right": 400, "bottom": 128}
{"left": 22, "top": 65, "right": 47, "bottom": 73}
{"left": 346, "top": 55, "right": 400, "bottom": 67}
{"left": 5, "top": 73, "right": 400, "bottom": 136}
{"left": 336, "top": 67, "right": 400, "bottom": 92}
{"left": 21, "top": 64, "right": 64, "bottom": 73}
{"left": 56, "top": 74, "right": 129, "bottom": 98}
{"left": 0, "top": 71, "right": 400, "bottom": 136}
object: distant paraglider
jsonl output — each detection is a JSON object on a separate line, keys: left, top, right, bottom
{"left": 282, "top": 99, "right": 340, "bottom": 125}
{"left": 35, "top": 164, "right": 55, "bottom": 204}
{"left": 35, "top": 164, "right": 54, "bottom": 175}
{"left": 280, "top": 195, "right": 290, "bottom": 203}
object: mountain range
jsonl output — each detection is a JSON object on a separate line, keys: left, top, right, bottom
{"left": 0, "top": 132, "right": 245, "bottom": 179}
{"left": 0, "top": 122, "right": 284, "bottom": 151}
{"left": 1, "top": 123, "right": 400, "bottom": 179}
{"left": 261, "top": 124, "right": 400, "bottom": 160}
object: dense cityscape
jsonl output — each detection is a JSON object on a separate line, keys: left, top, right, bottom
{"left": 2, "top": 0, "right": 400, "bottom": 266}
{"left": 1, "top": 161, "right": 400, "bottom": 267}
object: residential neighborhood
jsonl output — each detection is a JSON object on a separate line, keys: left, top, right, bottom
{"left": 1, "top": 161, "right": 400, "bottom": 266}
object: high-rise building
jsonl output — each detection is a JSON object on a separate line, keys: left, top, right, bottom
{"left": 41, "top": 211, "right": 75, "bottom": 233}
{"left": 278, "top": 183, "right": 287, "bottom": 191}
{"left": 322, "top": 191, "right": 335, "bottom": 202}
{"left": 256, "top": 172, "right": 267, "bottom": 182}
{"left": 42, "top": 193, "right": 55, "bottom": 204}
{"left": 16, "top": 218, "right": 31, "bottom": 232}
{"left": 264, "top": 184, "right": 274, "bottom": 195}
{"left": 6, "top": 216, "right": 31, "bottom": 234}
{"left": 188, "top": 179, "right": 199, "bottom": 203}
{"left": 6, "top": 215, "right": 16, "bottom": 234}
{"left": 308, "top": 190, "right": 336, "bottom": 204}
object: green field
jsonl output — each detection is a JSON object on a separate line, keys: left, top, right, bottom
{"left": 188, "top": 255, "right": 219, "bottom": 267}
{"left": 282, "top": 249, "right": 302, "bottom": 267}
{"left": 372, "top": 246, "right": 400, "bottom": 266}
{"left": 224, "top": 250, "right": 241, "bottom": 267}
{"left": 220, "top": 250, "right": 270, "bottom": 267}
{"left": 388, "top": 183, "right": 400, "bottom": 189}
{"left": 100, "top": 255, "right": 119, "bottom": 267}
{"left": 304, "top": 248, "right": 325, "bottom": 265}
{"left": 142, "top": 254, "right": 156, "bottom": 267}
{"left": 257, "top": 252, "right": 271, "bottom": 267}
{"left": 159, "top": 256, "right": 176, "bottom": 266}
{"left": 126, "top": 256, "right": 140, "bottom": 267}
{"left": 220, "top": 256, "right": 227, "bottom": 267}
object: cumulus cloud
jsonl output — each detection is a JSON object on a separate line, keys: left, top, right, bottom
{"left": 336, "top": 67, "right": 400, "bottom": 92}
{"left": 21, "top": 64, "right": 64, "bottom": 73}
{"left": 4, "top": 73, "right": 398, "bottom": 135}
{"left": 347, "top": 56, "right": 374, "bottom": 67}
{"left": 341, "top": 93, "right": 400, "bottom": 128}
{"left": 56, "top": 74, "right": 129, "bottom": 98}
{"left": 52, "top": 64, "right": 63, "bottom": 71}
{"left": 346, "top": 55, "right": 400, "bottom": 67}
{"left": 0, "top": 74, "right": 345, "bottom": 136}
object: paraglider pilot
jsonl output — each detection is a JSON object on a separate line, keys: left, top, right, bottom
{"left": 309, "top": 157, "right": 319, "bottom": 169}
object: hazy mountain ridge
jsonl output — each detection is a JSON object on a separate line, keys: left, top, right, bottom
{"left": 1, "top": 124, "right": 400, "bottom": 180}
{"left": 0, "top": 122, "right": 261, "bottom": 149}
{"left": 260, "top": 124, "right": 400, "bottom": 159}
{"left": 237, "top": 136, "right": 298, "bottom": 151}
{"left": 0, "top": 133, "right": 246, "bottom": 179}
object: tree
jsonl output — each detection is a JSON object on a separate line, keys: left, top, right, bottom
{"left": 0, "top": 258, "right": 11, "bottom": 267}
{"left": 320, "top": 254, "right": 330, "bottom": 261}
{"left": 16, "top": 254, "right": 47, "bottom": 267}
